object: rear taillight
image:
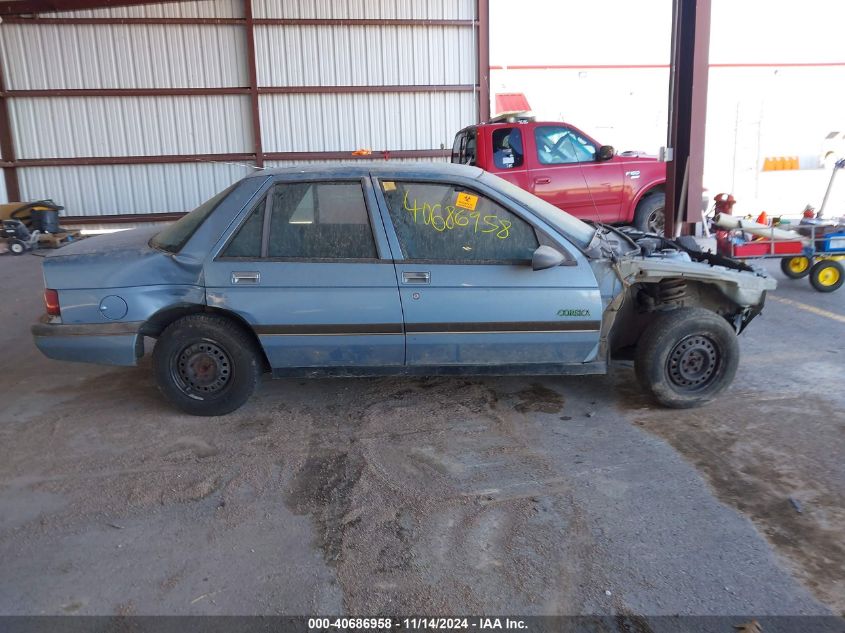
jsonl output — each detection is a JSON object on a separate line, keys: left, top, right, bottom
{"left": 44, "top": 289, "right": 60, "bottom": 316}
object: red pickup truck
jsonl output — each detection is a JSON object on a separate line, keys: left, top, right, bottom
{"left": 451, "top": 119, "right": 666, "bottom": 233}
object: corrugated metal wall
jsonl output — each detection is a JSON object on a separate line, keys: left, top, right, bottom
{"left": 0, "top": 0, "right": 480, "bottom": 217}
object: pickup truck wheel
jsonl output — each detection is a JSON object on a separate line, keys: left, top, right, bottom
{"left": 153, "top": 314, "right": 261, "bottom": 416}
{"left": 635, "top": 307, "right": 739, "bottom": 408}
{"left": 634, "top": 192, "right": 666, "bottom": 234}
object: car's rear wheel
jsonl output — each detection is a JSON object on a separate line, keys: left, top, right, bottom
{"left": 635, "top": 307, "right": 739, "bottom": 408}
{"left": 780, "top": 256, "right": 812, "bottom": 279}
{"left": 152, "top": 314, "right": 262, "bottom": 416}
{"left": 633, "top": 192, "right": 666, "bottom": 234}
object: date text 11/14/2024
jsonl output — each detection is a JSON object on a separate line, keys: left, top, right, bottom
{"left": 308, "top": 618, "right": 528, "bottom": 630}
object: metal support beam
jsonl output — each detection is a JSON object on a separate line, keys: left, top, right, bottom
{"left": 0, "top": 149, "right": 451, "bottom": 168}
{"left": 3, "top": 16, "right": 474, "bottom": 26}
{"left": 2, "top": 85, "right": 477, "bottom": 98}
{"left": 0, "top": 65, "right": 21, "bottom": 202}
{"left": 665, "top": 0, "right": 711, "bottom": 237}
{"left": 0, "top": 0, "right": 184, "bottom": 15}
{"left": 476, "top": 0, "right": 490, "bottom": 122}
{"left": 243, "top": 0, "right": 263, "bottom": 168}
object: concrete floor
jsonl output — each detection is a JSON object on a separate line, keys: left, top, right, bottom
{"left": 0, "top": 251, "right": 843, "bottom": 620}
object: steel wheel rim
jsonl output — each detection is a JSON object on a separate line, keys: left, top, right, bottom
{"left": 818, "top": 266, "right": 840, "bottom": 287}
{"left": 667, "top": 334, "right": 720, "bottom": 391}
{"left": 788, "top": 257, "right": 809, "bottom": 274}
{"left": 172, "top": 340, "right": 232, "bottom": 396}
{"left": 647, "top": 208, "right": 665, "bottom": 234}
{"left": 10, "top": 242, "right": 23, "bottom": 253}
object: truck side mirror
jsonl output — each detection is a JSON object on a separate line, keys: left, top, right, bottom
{"left": 531, "top": 245, "right": 566, "bottom": 271}
{"left": 597, "top": 145, "right": 615, "bottom": 161}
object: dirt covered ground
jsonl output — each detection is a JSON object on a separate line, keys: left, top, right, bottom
{"left": 0, "top": 254, "right": 842, "bottom": 617}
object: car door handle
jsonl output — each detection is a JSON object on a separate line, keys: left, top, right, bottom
{"left": 231, "top": 271, "right": 260, "bottom": 284}
{"left": 534, "top": 177, "right": 551, "bottom": 185}
{"left": 402, "top": 271, "right": 430, "bottom": 284}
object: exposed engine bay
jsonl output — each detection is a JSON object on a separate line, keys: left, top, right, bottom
{"left": 582, "top": 223, "right": 777, "bottom": 358}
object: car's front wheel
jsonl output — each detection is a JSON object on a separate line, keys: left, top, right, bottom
{"left": 635, "top": 307, "right": 739, "bottom": 408}
{"left": 152, "top": 314, "right": 262, "bottom": 416}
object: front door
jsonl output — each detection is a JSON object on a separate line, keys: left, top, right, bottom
{"left": 373, "top": 177, "right": 603, "bottom": 367}
{"left": 528, "top": 124, "right": 625, "bottom": 223}
{"left": 204, "top": 178, "right": 404, "bottom": 369}
{"left": 485, "top": 125, "right": 531, "bottom": 192}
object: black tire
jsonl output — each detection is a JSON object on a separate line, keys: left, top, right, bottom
{"left": 152, "top": 314, "right": 262, "bottom": 416}
{"left": 8, "top": 239, "right": 26, "bottom": 255}
{"left": 780, "top": 256, "right": 812, "bottom": 279}
{"left": 809, "top": 259, "right": 844, "bottom": 293}
{"left": 633, "top": 192, "right": 666, "bottom": 234}
{"left": 635, "top": 307, "right": 739, "bottom": 408}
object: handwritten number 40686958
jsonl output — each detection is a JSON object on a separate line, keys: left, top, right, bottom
{"left": 401, "top": 191, "right": 512, "bottom": 239}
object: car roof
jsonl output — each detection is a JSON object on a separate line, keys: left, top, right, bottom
{"left": 246, "top": 161, "right": 484, "bottom": 180}
{"left": 462, "top": 121, "right": 579, "bottom": 130}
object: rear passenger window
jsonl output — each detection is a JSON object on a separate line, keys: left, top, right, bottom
{"left": 267, "top": 182, "right": 377, "bottom": 259}
{"left": 380, "top": 181, "right": 538, "bottom": 262}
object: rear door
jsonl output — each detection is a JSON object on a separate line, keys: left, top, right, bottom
{"left": 529, "top": 124, "right": 625, "bottom": 222}
{"left": 372, "top": 176, "right": 603, "bottom": 367}
{"left": 204, "top": 176, "right": 404, "bottom": 369}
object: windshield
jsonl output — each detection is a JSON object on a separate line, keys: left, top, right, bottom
{"left": 477, "top": 171, "right": 596, "bottom": 248}
{"left": 150, "top": 184, "right": 237, "bottom": 253}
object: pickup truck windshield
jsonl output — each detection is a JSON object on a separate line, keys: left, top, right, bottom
{"left": 478, "top": 171, "right": 596, "bottom": 248}
{"left": 150, "top": 184, "right": 236, "bottom": 253}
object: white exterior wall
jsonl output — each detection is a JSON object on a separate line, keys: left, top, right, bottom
{"left": 253, "top": 0, "right": 475, "bottom": 20}
{"left": 19, "top": 162, "right": 256, "bottom": 215}
{"left": 254, "top": 25, "right": 476, "bottom": 86}
{"left": 0, "top": 0, "right": 478, "bottom": 215}
{"left": 489, "top": 0, "right": 845, "bottom": 217}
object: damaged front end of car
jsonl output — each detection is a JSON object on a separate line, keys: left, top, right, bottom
{"left": 585, "top": 224, "right": 777, "bottom": 360}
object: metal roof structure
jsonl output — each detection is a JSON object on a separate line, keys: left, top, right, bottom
{"left": 0, "top": 0, "right": 491, "bottom": 219}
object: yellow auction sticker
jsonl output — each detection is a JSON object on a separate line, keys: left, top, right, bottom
{"left": 382, "top": 181, "right": 397, "bottom": 191}
{"left": 455, "top": 192, "right": 478, "bottom": 211}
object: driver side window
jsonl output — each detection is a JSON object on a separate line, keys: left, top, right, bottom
{"left": 534, "top": 125, "right": 596, "bottom": 165}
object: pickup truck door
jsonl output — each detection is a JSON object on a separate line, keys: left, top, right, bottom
{"left": 204, "top": 177, "right": 405, "bottom": 369}
{"left": 528, "top": 124, "right": 625, "bottom": 223}
{"left": 372, "top": 176, "right": 604, "bottom": 367}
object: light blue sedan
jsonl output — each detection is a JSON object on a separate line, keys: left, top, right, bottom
{"left": 32, "top": 163, "right": 775, "bottom": 415}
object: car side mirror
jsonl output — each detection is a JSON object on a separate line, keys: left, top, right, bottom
{"left": 597, "top": 145, "right": 615, "bottom": 161}
{"left": 531, "top": 245, "right": 566, "bottom": 271}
